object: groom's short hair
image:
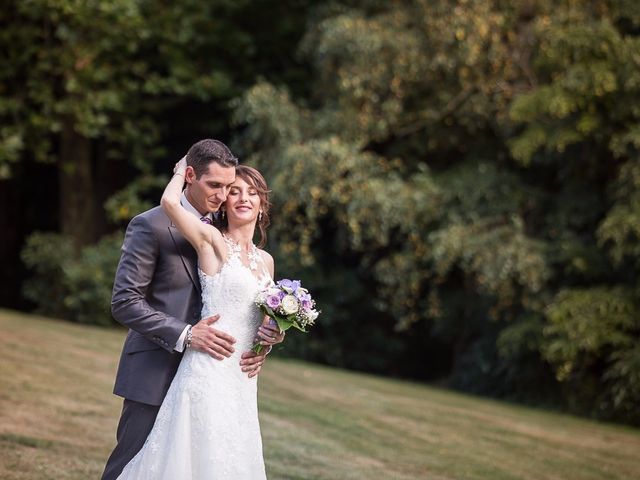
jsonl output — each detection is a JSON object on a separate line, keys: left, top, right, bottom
{"left": 186, "top": 139, "right": 238, "bottom": 178}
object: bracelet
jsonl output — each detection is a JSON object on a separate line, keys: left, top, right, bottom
{"left": 185, "top": 326, "right": 193, "bottom": 349}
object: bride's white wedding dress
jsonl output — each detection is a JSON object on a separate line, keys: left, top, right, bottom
{"left": 117, "top": 236, "right": 271, "bottom": 479}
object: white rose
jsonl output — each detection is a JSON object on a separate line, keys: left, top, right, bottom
{"left": 280, "top": 294, "right": 299, "bottom": 315}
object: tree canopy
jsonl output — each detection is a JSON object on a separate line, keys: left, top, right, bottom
{"left": 4, "top": 0, "right": 640, "bottom": 425}
{"left": 231, "top": 0, "right": 640, "bottom": 423}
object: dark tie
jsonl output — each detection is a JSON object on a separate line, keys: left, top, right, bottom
{"left": 200, "top": 216, "right": 213, "bottom": 225}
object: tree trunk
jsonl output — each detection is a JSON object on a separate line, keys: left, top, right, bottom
{"left": 59, "top": 118, "right": 96, "bottom": 249}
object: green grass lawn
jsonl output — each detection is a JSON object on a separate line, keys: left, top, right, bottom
{"left": 1, "top": 309, "right": 639, "bottom": 480}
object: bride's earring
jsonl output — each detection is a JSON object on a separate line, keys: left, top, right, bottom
{"left": 258, "top": 211, "right": 263, "bottom": 222}
{"left": 221, "top": 209, "right": 226, "bottom": 220}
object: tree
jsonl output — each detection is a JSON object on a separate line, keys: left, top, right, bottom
{"left": 232, "top": 0, "right": 640, "bottom": 423}
{"left": 6, "top": 0, "right": 324, "bottom": 314}
{"left": 1, "top": 0, "right": 317, "bottom": 247}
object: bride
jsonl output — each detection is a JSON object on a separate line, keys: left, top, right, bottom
{"left": 117, "top": 159, "right": 277, "bottom": 479}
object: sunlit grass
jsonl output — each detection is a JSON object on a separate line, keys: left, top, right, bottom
{"left": 1, "top": 309, "right": 639, "bottom": 479}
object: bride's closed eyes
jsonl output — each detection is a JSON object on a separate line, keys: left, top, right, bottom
{"left": 228, "top": 187, "right": 258, "bottom": 196}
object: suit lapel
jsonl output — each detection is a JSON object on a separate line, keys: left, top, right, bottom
{"left": 168, "top": 225, "right": 201, "bottom": 293}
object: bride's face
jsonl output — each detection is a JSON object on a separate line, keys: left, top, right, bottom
{"left": 224, "top": 177, "right": 261, "bottom": 226}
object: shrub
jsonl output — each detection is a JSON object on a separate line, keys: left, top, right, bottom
{"left": 543, "top": 287, "right": 640, "bottom": 423}
{"left": 21, "top": 232, "right": 123, "bottom": 326}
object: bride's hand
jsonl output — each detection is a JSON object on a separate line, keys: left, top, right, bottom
{"left": 255, "top": 318, "right": 285, "bottom": 347}
{"left": 173, "top": 156, "right": 187, "bottom": 177}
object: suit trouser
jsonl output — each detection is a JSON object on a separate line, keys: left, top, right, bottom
{"left": 101, "top": 399, "right": 160, "bottom": 480}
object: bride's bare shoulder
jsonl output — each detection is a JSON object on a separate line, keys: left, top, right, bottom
{"left": 258, "top": 249, "right": 274, "bottom": 274}
{"left": 257, "top": 249, "right": 273, "bottom": 262}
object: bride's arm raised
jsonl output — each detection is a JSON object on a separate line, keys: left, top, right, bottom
{"left": 160, "top": 157, "right": 223, "bottom": 256}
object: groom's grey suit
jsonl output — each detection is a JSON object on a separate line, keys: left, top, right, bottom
{"left": 102, "top": 205, "right": 202, "bottom": 480}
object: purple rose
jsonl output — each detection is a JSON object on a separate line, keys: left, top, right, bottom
{"left": 301, "top": 299, "right": 312, "bottom": 311}
{"left": 266, "top": 295, "right": 281, "bottom": 309}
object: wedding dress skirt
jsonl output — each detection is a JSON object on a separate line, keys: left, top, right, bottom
{"left": 117, "top": 245, "right": 270, "bottom": 479}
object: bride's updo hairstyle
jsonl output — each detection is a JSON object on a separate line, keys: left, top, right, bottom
{"left": 221, "top": 165, "right": 272, "bottom": 248}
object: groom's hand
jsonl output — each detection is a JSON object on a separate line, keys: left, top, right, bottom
{"left": 238, "top": 318, "right": 285, "bottom": 377}
{"left": 189, "top": 314, "right": 236, "bottom": 360}
{"left": 240, "top": 350, "right": 269, "bottom": 378}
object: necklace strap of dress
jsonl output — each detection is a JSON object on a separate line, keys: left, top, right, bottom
{"left": 222, "top": 234, "right": 271, "bottom": 283}
{"left": 222, "top": 234, "right": 241, "bottom": 262}
{"left": 222, "top": 234, "right": 260, "bottom": 265}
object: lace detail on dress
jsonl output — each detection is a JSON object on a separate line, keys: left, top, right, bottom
{"left": 221, "top": 234, "right": 272, "bottom": 289}
{"left": 116, "top": 244, "right": 270, "bottom": 480}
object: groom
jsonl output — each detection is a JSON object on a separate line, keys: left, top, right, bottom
{"left": 102, "top": 139, "right": 284, "bottom": 480}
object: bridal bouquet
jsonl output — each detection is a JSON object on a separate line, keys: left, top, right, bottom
{"left": 252, "top": 279, "right": 320, "bottom": 353}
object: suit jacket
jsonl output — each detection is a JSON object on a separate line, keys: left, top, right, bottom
{"left": 111, "top": 206, "right": 202, "bottom": 406}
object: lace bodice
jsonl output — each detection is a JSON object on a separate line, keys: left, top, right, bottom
{"left": 199, "top": 235, "right": 272, "bottom": 355}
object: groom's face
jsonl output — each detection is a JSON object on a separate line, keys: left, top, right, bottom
{"left": 185, "top": 162, "right": 236, "bottom": 215}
